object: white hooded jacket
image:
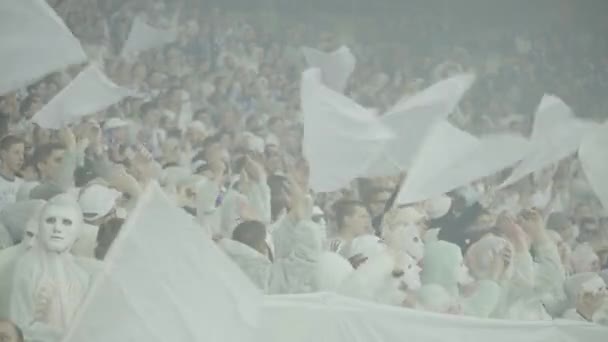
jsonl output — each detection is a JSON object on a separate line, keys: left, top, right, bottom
{"left": 219, "top": 238, "right": 271, "bottom": 291}
{"left": 422, "top": 241, "right": 501, "bottom": 318}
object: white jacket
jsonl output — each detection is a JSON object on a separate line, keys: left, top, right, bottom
{"left": 220, "top": 239, "right": 271, "bottom": 291}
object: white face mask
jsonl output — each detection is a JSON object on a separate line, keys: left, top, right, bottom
{"left": 38, "top": 204, "right": 81, "bottom": 253}
{"left": 398, "top": 253, "right": 422, "bottom": 291}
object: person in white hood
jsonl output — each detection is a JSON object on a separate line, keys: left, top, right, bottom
{"left": 10, "top": 194, "right": 93, "bottom": 341}
{"left": 492, "top": 209, "right": 566, "bottom": 320}
{"left": 562, "top": 272, "right": 608, "bottom": 324}
{"left": 0, "top": 200, "right": 46, "bottom": 248}
{"left": 339, "top": 235, "right": 421, "bottom": 306}
{"left": 571, "top": 243, "right": 601, "bottom": 274}
{"left": 220, "top": 220, "right": 272, "bottom": 290}
{"left": 0, "top": 201, "right": 46, "bottom": 318}
{"left": 221, "top": 178, "right": 326, "bottom": 294}
{"left": 421, "top": 240, "right": 502, "bottom": 318}
{"left": 220, "top": 218, "right": 326, "bottom": 295}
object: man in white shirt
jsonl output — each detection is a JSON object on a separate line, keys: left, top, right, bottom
{"left": 0, "top": 135, "right": 24, "bottom": 210}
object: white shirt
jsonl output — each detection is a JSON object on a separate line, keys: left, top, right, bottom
{"left": 0, "top": 174, "right": 23, "bottom": 210}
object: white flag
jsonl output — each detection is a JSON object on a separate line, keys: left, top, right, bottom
{"left": 397, "top": 121, "right": 529, "bottom": 204}
{"left": 397, "top": 122, "right": 476, "bottom": 204}
{"left": 579, "top": 121, "right": 608, "bottom": 210}
{"left": 366, "top": 74, "right": 476, "bottom": 177}
{"left": 301, "top": 46, "right": 356, "bottom": 93}
{"left": 31, "top": 66, "right": 132, "bottom": 129}
{"left": 121, "top": 16, "right": 177, "bottom": 58}
{"left": 301, "top": 68, "right": 393, "bottom": 193}
{"left": 0, "top": 0, "right": 87, "bottom": 95}
{"left": 500, "top": 95, "right": 597, "bottom": 188}
{"left": 62, "top": 183, "right": 262, "bottom": 342}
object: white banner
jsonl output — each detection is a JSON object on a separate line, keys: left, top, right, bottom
{"left": 121, "top": 16, "right": 177, "bottom": 59}
{"left": 301, "top": 46, "right": 356, "bottom": 93}
{"left": 62, "top": 183, "right": 262, "bottom": 342}
{"left": 301, "top": 68, "right": 393, "bottom": 193}
{"left": 0, "top": 0, "right": 87, "bottom": 95}
{"left": 261, "top": 293, "right": 608, "bottom": 342}
{"left": 579, "top": 121, "right": 608, "bottom": 210}
{"left": 500, "top": 95, "right": 596, "bottom": 188}
{"left": 366, "top": 74, "right": 476, "bottom": 177}
{"left": 31, "top": 65, "right": 132, "bottom": 129}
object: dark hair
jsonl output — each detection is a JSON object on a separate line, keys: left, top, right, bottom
{"left": 333, "top": 200, "right": 366, "bottom": 230}
{"left": 0, "top": 112, "right": 9, "bottom": 138}
{"left": 32, "top": 124, "right": 49, "bottom": 147}
{"left": 140, "top": 101, "right": 157, "bottom": 116}
{"left": 436, "top": 202, "right": 485, "bottom": 253}
{"left": 546, "top": 212, "right": 570, "bottom": 232}
{"left": 95, "top": 218, "right": 125, "bottom": 260}
{"left": 202, "top": 134, "right": 222, "bottom": 150}
{"left": 267, "top": 116, "right": 282, "bottom": 128}
{"left": 0, "top": 135, "right": 24, "bottom": 151}
{"left": 32, "top": 143, "right": 65, "bottom": 174}
{"left": 232, "top": 221, "right": 267, "bottom": 252}
{"left": 19, "top": 94, "right": 39, "bottom": 117}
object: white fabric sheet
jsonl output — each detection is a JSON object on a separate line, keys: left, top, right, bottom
{"left": 397, "top": 122, "right": 475, "bottom": 204}
{"left": 366, "top": 74, "right": 476, "bottom": 177}
{"left": 579, "top": 121, "right": 608, "bottom": 210}
{"left": 500, "top": 95, "right": 596, "bottom": 188}
{"left": 31, "top": 65, "right": 132, "bottom": 129}
{"left": 121, "top": 16, "right": 177, "bottom": 58}
{"left": 0, "top": 0, "right": 87, "bottom": 95}
{"left": 398, "top": 122, "right": 529, "bottom": 204}
{"left": 301, "top": 46, "right": 356, "bottom": 93}
{"left": 62, "top": 183, "right": 262, "bottom": 342}
{"left": 301, "top": 68, "right": 393, "bottom": 193}
{"left": 260, "top": 293, "right": 608, "bottom": 342}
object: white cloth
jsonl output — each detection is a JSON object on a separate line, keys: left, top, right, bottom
{"left": 501, "top": 95, "right": 597, "bottom": 188}
{"left": 32, "top": 66, "right": 132, "bottom": 129}
{"left": 121, "top": 15, "right": 177, "bottom": 59}
{"left": 301, "top": 68, "right": 393, "bottom": 192}
{"left": 314, "top": 252, "right": 353, "bottom": 292}
{"left": 579, "top": 120, "right": 608, "bottom": 210}
{"left": 397, "top": 121, "right": 528, "bottom": 204}
{"left": 260, "top": 293, "right": 608, "bottom": 342}
{"left": 366, "top": 74, "right": 476, "bottom": 177}
{"left": 62, "top": 183, "right": 262, "bottom": 342}
{"left": 301, "top": 46, "right": 356, "bottom": 93}
{"left": 219, "top": 239, "right": 272, "bottom": 291}
{"left": 0, "top": 0, "right": 86, "bottom": 95}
